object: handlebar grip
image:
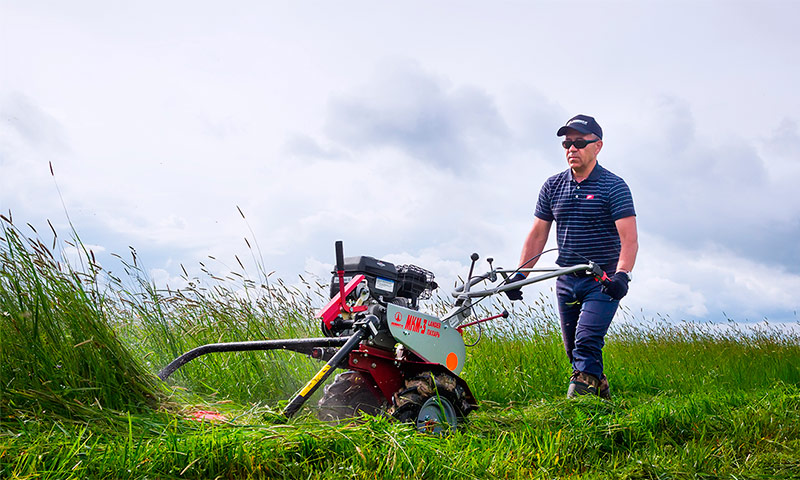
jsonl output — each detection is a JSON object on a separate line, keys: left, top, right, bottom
{"left": 589, "top": 263, "right": 611, "bottom": 285}
{"left": 335, "top": 241, "right": 344, "bottom": 272}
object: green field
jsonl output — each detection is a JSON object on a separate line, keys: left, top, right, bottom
{"left": 2, "top": 217, "right": 799, "bottom": 479}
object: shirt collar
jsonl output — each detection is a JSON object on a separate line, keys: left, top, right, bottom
{"left": 569, "top": 162, "right": 605, "bottom": 183}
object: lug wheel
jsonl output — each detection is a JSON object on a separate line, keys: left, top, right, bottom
{"left": 390, "top": 371, "right": 467, "bottom": 434}
{"left": 317, "top": 371, "right": 386, "bottom": 422}
{"left": 414, "top": 395, "right": 458, "bottom": 434}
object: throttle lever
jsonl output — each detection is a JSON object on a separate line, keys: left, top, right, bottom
{"left": 464, "top": 253, "right": 479, "bottom": 293}
{"left": 589, "top": 262, "right": 611, "bottom": 285}
{"left": 455, "top": 253, "right": 480, "bottom": 308}
{"left": 486, "top": 257, "right": 497, "bottom": 282}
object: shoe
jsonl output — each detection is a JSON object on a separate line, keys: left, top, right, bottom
{"left": 567, "top": 371, "right": 599, "bottom": 398}
{"left": 598, "top": 375, "right": 611, "bottom": 400}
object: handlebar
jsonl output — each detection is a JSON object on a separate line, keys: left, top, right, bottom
{"left": 451, "top": 262, "right": 607, "bottom": 299}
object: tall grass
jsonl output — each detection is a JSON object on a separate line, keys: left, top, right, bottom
{"left": 0, "top": 217, "right": 161, "bottom": 422}
{"left": 114, "top": 268, "right": 325, "bottom": 405}
{"left": 2, "top": 214, "right": 799, "bottom": 479}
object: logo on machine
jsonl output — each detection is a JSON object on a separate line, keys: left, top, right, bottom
{"left": 391, "top": 311, "right": 403, "bottom": 327}
{"left": 403, "top": 313, "right": 441, "bottom": 338}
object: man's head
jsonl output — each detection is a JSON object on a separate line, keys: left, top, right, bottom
{"left": 557, "top": 114, "right": 603, "bottom": 175}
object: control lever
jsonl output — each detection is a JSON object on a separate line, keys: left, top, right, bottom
{"left": 589, "top": 262, "right": 611, "bottom": 285}
{"left": 486, "top": 257, "right": 497, "bottom": 282}
{"left": 464, "top": 253, "right": 479, "bottom": 294}
{"left": 335, "top": 240, "right": 352, "bottom": 313}
{"left": 454, "top": 253, "right": 479, "bottom": 309}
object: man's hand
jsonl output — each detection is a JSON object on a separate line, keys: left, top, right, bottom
{"left": 601, "top": 271, "right": 630, "bottom": 300}
{"left": 504, "top": 273, "right": 527, "bottom": 301}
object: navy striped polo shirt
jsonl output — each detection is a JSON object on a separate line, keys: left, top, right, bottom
{"left": 534, "top": 162, "right": 636, "bottom": 272}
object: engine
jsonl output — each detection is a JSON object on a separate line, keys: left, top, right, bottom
{"left": 324, "top": 255, "right": 437, "bottom": 344}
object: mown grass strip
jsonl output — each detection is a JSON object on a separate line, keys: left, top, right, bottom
{"left": 2, "top": 387, "right": 798, "bottom": 479}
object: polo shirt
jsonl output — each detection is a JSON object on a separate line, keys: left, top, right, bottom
{"left": 534, "top": 162, "right": 636, "bottom": 272}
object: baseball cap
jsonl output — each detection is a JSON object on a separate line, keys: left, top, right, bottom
{"left": 556, "top": 114, "right": 603, "bottom": 139}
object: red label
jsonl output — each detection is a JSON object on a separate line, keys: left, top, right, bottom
{"left": 403, "top": 314, "right": 441, "bottom": 337}
{"left": 586, "top": 194, "right": 595, "bottom": 199}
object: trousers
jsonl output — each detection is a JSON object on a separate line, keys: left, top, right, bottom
{"left": 555, "top": 275, "right": 619, "bottom": 379}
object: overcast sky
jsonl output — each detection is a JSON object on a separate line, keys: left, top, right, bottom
{"left": 2, "top": 1, "right": 799, "bottom": 327}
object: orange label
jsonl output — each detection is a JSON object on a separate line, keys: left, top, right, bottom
{"left": 446, "top": 352, "right": 458, "bottom": 371}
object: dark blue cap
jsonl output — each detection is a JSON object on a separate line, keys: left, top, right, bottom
{"left": 556, "top": 114, "right": 603, "bottom": 139}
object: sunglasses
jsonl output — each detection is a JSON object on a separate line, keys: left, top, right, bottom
{"left": 562, "top": 138, "right": 600, "bottom": 149}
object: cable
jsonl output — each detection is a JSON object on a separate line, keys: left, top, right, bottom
{"left": 502, "top": 247, "right": 560, "bottom": 284}
{"left": 464, "top": 324, "right": 482, "bottom": 347}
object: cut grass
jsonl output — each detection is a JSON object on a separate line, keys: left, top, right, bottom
{"left": 3, "top": 387, "right": 798, "bottom": 479}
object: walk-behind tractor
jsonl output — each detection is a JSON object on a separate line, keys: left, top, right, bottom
{"left": 159, "top": 241, "right": 609, "bottom": 433}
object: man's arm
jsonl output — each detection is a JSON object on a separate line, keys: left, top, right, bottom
{"left": 518, "top": 217, "right": 553, "bottom": 275}
{"left": 615, "top": 216, "right": 638, "bottom": 273}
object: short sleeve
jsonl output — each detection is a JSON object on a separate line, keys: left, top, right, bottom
{"left": 534, "top": 180, "right": 554, "bottom": 221}
{"left": 608, "top": 179, "right": 636, "bottom": 220}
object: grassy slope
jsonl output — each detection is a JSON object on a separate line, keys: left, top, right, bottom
{"left": 1, "top": 217, "right": 799, "bottom": 479}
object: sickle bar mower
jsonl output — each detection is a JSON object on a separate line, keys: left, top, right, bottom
{"left": 159, "top": 241, "right": 606, "bottom": 432}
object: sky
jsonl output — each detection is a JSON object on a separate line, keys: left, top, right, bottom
{"left": 2, "top": 1, "right": 799, "bottom": 327}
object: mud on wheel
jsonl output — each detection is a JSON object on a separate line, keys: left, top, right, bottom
{"left": 317, "top": 371, "right": 387, "bottom": 421}
{"left": 389, "top": 371, "right": 470, "bottom": 434}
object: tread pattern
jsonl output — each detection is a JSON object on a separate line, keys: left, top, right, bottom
{"left": 389, "top": 371, "right": 468, "bottom": 425}
{"left": 316, "top": 371, "right": 386, "bottom": 421}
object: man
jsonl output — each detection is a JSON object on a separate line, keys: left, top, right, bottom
{"left": 506, "top": 114, "right": 638, "bottom": 399}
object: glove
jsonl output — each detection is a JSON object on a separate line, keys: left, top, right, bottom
{"left": 504, "top": 273, "right": 527, "bottom": 301}
{"left": 601, "top": 271, "right": 630, "bottom": 300}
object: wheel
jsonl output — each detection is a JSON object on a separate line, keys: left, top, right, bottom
{"left": 317, "top": 371, "right": 387, "bottom": 422}
{"left": 390, "top": 372, "right": 468, "bottom": 434}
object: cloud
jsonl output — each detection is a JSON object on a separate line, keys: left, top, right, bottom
{"left": 324, "top": 59, "right": 510, "bottom": 172}
{"left": 0, "top": 93, "right": 69, "bottom": 224}
{"left": 283, "top": 134, "right": 345, "bottom": 161}
{"left": 762, "top": 117, "right": 800, "bottom": 177}
{"left": 621, "top": 233, "right": 800, "bottom": 324}
{"left": 3, "top": 1, "right": 799, "bottom": 332}
{"left": 1, "top": 93, "right": 67, "bottom": 152}
{"left": 498, "top": 85, "right": 568, "bottom": 162}
{"left": 618, "top": 96, "right": 799, "bottom": 268}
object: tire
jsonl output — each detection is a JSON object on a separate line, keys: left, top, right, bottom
{"left": 317, "top": 371, "right": 387, "bottom": 422}
{"left": 389, "top": 371, "right": 469, "bottom": 434}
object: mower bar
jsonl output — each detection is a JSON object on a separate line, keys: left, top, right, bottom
{"left": 157, "top": 337, "right": 349, "bottom": 381}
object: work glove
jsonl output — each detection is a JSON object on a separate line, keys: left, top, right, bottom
{"left": 601, "top": 271, "right": 630, "bottom": 300}
{"left": 504, "top": 273, "right": 527, "bottom": 301}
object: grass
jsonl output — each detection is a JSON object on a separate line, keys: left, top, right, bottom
{"left": 1, "top": 214, "right": 799, "bottom": 479}
{"left": 4, "top": 389, "right": 799, "bottom": 479}
{"left": 0, "top": 217, "right": 162, "bottom": 420}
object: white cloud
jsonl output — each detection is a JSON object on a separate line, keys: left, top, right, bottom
{"left": 148, "top": 267, "right": 188, "bottom": 292}
{"left": 325, "top": 59, "right": 510, "bottom": 172}
{"left": 623, "top": 234, "right": 800, "bottom": 323}
{"left": 2, "top": 1, "right": 800, "bottom": 330}
{"left": 632, "top": 276, "right": 709, "bottom": 318}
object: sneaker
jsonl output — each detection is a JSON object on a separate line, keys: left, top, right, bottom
{"left": 567, "top": 371, "right": 599, "bottom": 398}
{"left": 598, "top": 375, "right": 611, "bottom": 400}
